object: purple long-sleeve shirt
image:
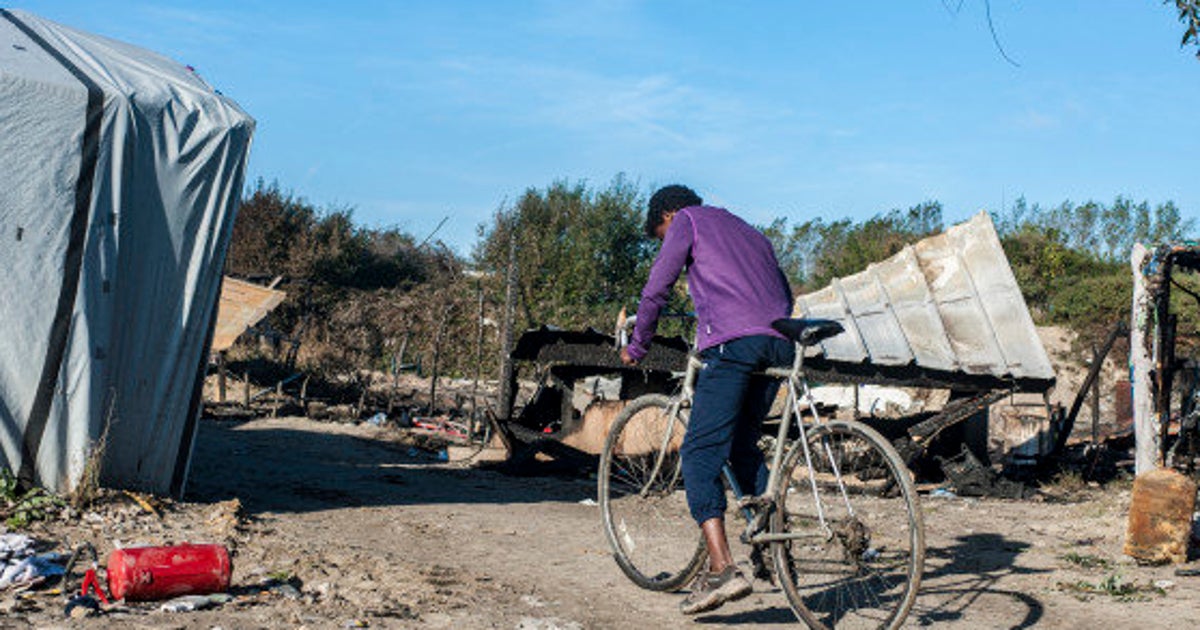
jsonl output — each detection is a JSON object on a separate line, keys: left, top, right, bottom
{"left": 626, "top": 205, "right": 792, "bottom": 362}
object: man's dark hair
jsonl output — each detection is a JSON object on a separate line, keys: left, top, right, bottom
{"left": 645, "top": 185, "right": 702, "bottom": 237}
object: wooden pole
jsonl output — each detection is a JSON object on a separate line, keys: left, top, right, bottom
{"left": 356, "top": 372, "right": 370, "bottom": 418}
{"left": 427, "top": 304, "right": 453, "bottom": 416}
{"left": 273, "top": 379, "right": 283, "bottom": 418}
{"left": 1131, "top": 243, "right": 1159, "bottom": 473}
{"left": 1092, "top": 343, "right": 1101, "bottom": 446}
{"left": 498, "top": 230, "right": 519, "bottom": 422}
{"left": 217, "top": 351, "right": 227, "bottom": 403}
{"left": 471, "top": 281, "right": 485, "bottom": 433}
{"left": 242, "top": 371, "right": 251, "bottom": 408}
{"left": 301, "top": 374, "right": 310, "bottom": 416}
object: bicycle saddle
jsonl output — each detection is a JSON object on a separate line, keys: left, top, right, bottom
{"left": 770, "top": 318, "right": 844, "bottom": 347}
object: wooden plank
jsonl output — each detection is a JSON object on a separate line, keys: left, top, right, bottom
{"left": 211, "top": 276, "right": 287, "bottom": 352}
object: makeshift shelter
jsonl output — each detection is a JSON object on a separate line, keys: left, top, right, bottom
{"left": 0, "top": 9, "right": 255, "bottom": 495}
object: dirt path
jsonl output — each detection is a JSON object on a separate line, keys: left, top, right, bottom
{"left": 9, "top": 415, "right": 1200, "bottom": 628}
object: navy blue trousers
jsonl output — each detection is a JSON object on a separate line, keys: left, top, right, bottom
{"left": 681, "top": 335, "right": 795, "bottom": 525}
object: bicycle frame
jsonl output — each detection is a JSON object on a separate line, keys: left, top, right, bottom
{"left": 757, "top": 346, "right": 856, "bottom": 544}
{"left": 639, "top": 341, "right": 857, "bottom": 542}
{"left": 638, "top": 356, "right": 699, "bottom": 498}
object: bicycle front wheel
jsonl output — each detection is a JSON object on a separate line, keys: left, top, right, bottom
{"left": 772, "top": 420, "right": 924, "bottom": 629}
{"left": 599, "top": 394, "right": 706, "bottom": 591}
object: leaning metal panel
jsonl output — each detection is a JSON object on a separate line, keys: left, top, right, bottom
{"left": 794, "top": 211, "right": 1054, "bottom": 391}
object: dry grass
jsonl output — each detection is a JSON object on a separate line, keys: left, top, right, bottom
{"left": 68, "top": 398, "right": 113, "bottom": 509}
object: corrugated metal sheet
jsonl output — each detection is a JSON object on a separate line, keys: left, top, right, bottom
{"left": 794, "top": 211, "right": 1054, "bottom": 385}
{"left": 211, "top": 277, "right": 287, "bottom": 352}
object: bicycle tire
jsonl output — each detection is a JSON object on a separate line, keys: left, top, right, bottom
{"left": 771, "top": 419, "right": 924, "bottom": 629}
{"left": 598, "top": 394, "right": 707, "bottom": 592}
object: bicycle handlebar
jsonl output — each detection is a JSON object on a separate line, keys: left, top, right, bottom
{"left": 614, "top": 309, "right": 696, "bottom": 349}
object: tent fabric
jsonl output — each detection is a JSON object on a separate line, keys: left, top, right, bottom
{"left": 0, "top": 9, "right": 254, "bottom": 494}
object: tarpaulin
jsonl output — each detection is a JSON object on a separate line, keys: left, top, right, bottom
{"left": 0, "top": 9, "right": 254, "bottom": 494}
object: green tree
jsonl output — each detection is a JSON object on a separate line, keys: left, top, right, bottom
{"left": 1167, "top": 0, "right": 1200, "bottom": 57}
{"left": 474, "top": 175, "right": 655, "bottom": 331}
{"left": 765, "top": 201, "right": 943, "bottom": 291}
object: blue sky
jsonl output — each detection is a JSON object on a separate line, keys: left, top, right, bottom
{"left": 22, "top": 1, "right": 1200, "bottom": 254}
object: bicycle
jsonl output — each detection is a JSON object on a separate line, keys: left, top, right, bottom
{"left": 599, "top": 318, "right": 925, "bottom": 629}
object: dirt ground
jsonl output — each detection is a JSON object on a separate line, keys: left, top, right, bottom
{"left": 3, "top": 412, "right": 1200, "bottom": 629}
{"left": 3, "top": 324, "right": 1193, "bottom": 628}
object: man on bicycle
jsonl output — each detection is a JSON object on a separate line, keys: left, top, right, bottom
{"left": 620, "top": 184, "right": 795, "bottom": 615}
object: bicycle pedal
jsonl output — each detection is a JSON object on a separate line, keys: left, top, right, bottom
{"left": 739, "top": 507, "right": 772, "bottom": 545}
{"left": 748, "top": 547, "right": 774, "bottom": 585}
{"left": 736, "top": 495, "right": 772, "bottom": 510}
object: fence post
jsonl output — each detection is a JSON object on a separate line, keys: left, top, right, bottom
{"left": 498, "top": 230, "right": 518, "bottom": 422}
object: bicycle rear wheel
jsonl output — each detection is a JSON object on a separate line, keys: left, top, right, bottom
{"left": 599, "top": 394, "right": 706, "bottom": 591}
{"left": 772, "top": 420, "right": 924, "bottom": 629}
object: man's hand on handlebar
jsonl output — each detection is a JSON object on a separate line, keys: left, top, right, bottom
{"left": 620, "top": 347, "right": 638, "bottom": 367}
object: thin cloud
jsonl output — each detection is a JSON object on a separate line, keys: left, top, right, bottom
{"left": 1013, "top": 108, "right": 1059, "bottom": 130}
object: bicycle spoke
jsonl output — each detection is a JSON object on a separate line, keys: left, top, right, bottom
{"left": 772, "top": 420, "right": 924, "bottom": 629}
{"left": 600, "top": 395, "right": 705, "bottom": 592}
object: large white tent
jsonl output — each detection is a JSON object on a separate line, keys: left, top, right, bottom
{"left": 0, "top": 9, "right": 254, "bottom": 495}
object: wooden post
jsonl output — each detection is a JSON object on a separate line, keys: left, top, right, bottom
{"left": 1091, "top": 343, "right": 1101, "bottom": 446}
{"left": 242, "top": 371, "right": 251, "bottom": 408}
{"left": 1158, "top": 314, "right": 1178, "bottom": 464}
{"left": 396, "top": 333, "right": 410, "bottom": 382}
{"left": 217, "top": 351, "right": 227, "bottom": 403}
{"left": 301, "top": 374, "right": 310, "bottom": 416}
{"left": 390, "top": 332, "right": 410, "bottom": 413}
{"left": 1131, "top": 243, "right": 1159, "bottom": 473}
{"left": 427, "top": 304, "right": 453, "bottom": 416}
{"left": 356, "top": 372, "right": 370, "bottom": 418}
{"left": 498, "top": 230, "right": 518, "bottom": 421}
{"left": 471, "top": 281, "right": 485, "bottom": 434}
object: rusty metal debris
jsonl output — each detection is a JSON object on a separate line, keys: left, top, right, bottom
{"left": 936, "top": 445, "right": 1032, "bottom": 500}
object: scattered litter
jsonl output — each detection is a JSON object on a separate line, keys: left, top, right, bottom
{"left": 412, "top": 416, "right": 468, "bottom": 440}
{"left": 0, "top": 535, "right": 64, "bottom": 590}
{"left": 0, "top": 534, "right": 35, "bottom": 561}
{"left": 160, "top": 593, "right": 231, "bottom": 612}
{"left": 577, "top": 498, "right": 598, "bottom": 506}
{"left": 1155, "top": 579, "right": 1176, "bottom": 590}
{"left": 520, "top": 594, "right": 547, "bottom": 607}
{"left": 64, "top": 594, "right": 101, "bottom": 618}
{"left": 122, "top": 490, "right": 162, "bottom": 518}
{"left": 1, "top": 597, "right": 37, "bottom": 614}
{"left": 269, "top": 581, "right": 303, "bottom": 600}
{"left": 367, "top": 412, "right": 388, "bottom": 426}
{"left": 516, "top": 617, "right": 582, "bottom": 630}
{"left": 929, "top": 488, "right": 957, "bottom": 499}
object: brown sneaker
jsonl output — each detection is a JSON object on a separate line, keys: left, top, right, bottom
{"left": 679, "top": 565, "right": 753, "bottom": 615}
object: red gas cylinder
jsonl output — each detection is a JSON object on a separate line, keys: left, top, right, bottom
{"left": 106, "top": 543, "right": 231, "bottom": 601}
